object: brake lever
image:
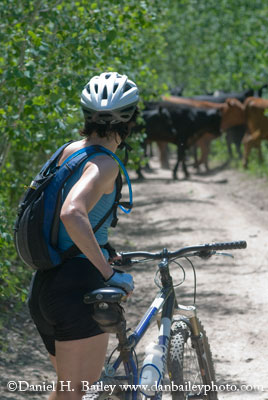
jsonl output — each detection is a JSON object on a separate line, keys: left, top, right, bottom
{"left": 192, "top": 250, "right": 216, "bottom": 259}
{"left": 112, "top": 257, "right": 134, "bottom": 267}
{"left": 214, "top": 251, "right": 234, "bottom": 259}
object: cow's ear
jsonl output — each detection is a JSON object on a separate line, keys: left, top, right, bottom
{"left": 226, "top": 98, "right": 233, "bottom": 106}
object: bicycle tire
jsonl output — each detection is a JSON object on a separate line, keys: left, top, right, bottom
{"left": 167, "top": 317, "right": 218, "bottom": 400}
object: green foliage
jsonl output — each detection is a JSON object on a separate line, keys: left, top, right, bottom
{"left": 0, "top": 0, "right": 168, "bottom": 303}
{"left": 1, "top": 0, "right": 268, "bottom": 305}
{"left": 164, "top": 0, "right": 268, "bottom": 93}
{"left": 210, "top": 137, "right": 268, "bottom": 179}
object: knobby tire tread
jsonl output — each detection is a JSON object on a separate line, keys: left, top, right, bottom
{"left": 167, "top": 317, "right": 218, "bottom": 400}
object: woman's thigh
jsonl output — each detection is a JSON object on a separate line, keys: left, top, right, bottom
{"left": 55, "top": 333, "right": 109, "bottom": 390}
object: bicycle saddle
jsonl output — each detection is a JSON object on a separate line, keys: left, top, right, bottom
{"left": 83, "top": 287, "right": 126, "bottom": 304}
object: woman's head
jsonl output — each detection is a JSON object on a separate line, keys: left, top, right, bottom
{"left": 80, "top": 72, "right": 139, "bottom": 141}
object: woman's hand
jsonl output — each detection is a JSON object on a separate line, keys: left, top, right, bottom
{"left": 108, "top": 253, "right": 122, "bottom": 265}
{"left": 105, "top": 271, "right": 134, "bottom": 294}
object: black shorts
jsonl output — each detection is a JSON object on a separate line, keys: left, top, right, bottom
{"left": 27, "top": 257, "right": 106, "bottom": 356}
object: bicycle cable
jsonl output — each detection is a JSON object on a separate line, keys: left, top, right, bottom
{"left": 107, "top": 345, "right": 118, "bottom": 365}
{"left": 170, "top": 255, "right": 197, "bottom": 304}
{"left": 170, "top": 259, "right": 186, "bottom": 288}
{"left": 154, "top": 259, "right": 186, "bottom": 289}
{"left": 185, "top": 257, "right": 197, "bottom": 305}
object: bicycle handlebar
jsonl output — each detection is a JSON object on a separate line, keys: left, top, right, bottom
{"left": 120, "top": 240, "right": 247, "bottom": 264}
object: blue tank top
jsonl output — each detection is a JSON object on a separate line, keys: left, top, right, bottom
{"left": 57, "top": 155, "right": 116, "bottom": 260}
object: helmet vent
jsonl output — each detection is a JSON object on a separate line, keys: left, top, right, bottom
{"left": 95, "top": 84, "right": 98, "bottom": 93}
{"left": 105, "top": 73, "right": 111, "bottom": 79}
{"left": 124, "top": 83, "right": 131, "bottom": 93}
{"left": 122, "top": 106, "right": 134, "bottom": 112}
{"left": 113, "top": 83, "right": 118, "bottom": 93}
{"left": 96, "top": 112, "right": 113, "bottom": 121}
{"left": 103, "top": 86, "right": 108, "bottom": 99}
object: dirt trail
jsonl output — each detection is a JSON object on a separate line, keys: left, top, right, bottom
{"left": 1, "top": 156, "right": 268, "bottom": 400}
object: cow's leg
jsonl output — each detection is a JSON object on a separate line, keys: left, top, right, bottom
{"left": 243, "top": 131, "right": 262, "bottom": 168}
{"left": 173, "top": 158, "right": 179, "bottom": 180}
{"left": 173, "top": 145, "right": 181, "bottom": 180}
{"left": 136, "top": 140, "right": 147, "bottom": 178}
{"left": 226, "top": 131, "right": 233, "bottom": 159}
{"left": 192, "top": 145, "right": 200, "bottom": 170}
{"left": 156, "top": 141, "right": 170, "bottom": 169}
{"left": 174, "top": 144, "right": 189, "bottom": 180}
{"left": 182, "top": 154, "right": 190, "bottom": 179}
{"left": 257, "top": 141, "right": 263, "bottom": 163}
{"left": 136, "top": 166, "right": 145, "bottom": 179}
{"left": 199, "top": 140, "right": 210, "bottom": 171}
{"left": 234, "top": 126, "right": 246, "bottom": 159}
{"left": 236, "top": 142, "right": 242, "bottom": 159}
{"left": 195, "top": 133, "right": 212, "bottom": 171}
{"left": 242, "top": 141, "right": 252, "bottom": 168}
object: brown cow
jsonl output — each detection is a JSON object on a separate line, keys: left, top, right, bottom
{"left": 162, "top": 96, "right": 245, "bottom": 131}
{"left": 161, "top": 96, "right": 245, "bottom": 169}
{"left": 243, "top": 97, "right": 268, "bottom": 168}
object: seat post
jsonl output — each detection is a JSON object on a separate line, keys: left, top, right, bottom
{"left": 116, "top": 318, "right": 132, "bottom": 362}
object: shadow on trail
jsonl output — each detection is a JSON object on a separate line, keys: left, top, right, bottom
{"left": 131, "top": 161, "right": 230, "bottom": 183}
{"left": 117, "top": 220, "right": 224, "bottom": 243}
{"left": 130, "top": 175, "right": 229, "bottom": 186}
{"left": 193, "top": 160, "right": 230, "bottom": 176}
{"left": 133, "top": 196, "right": 215, "bottom": 209}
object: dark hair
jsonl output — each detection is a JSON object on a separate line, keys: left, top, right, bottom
{"left": 80, "top": 109, "right": 139, "bottom": 142}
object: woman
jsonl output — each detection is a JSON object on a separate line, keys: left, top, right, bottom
{"left": 28, "top": 72, "right": 139, "bottom": 400}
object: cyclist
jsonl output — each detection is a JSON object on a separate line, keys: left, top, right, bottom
{"left": 27, "top": 72, "right": 139, "bottom": 400}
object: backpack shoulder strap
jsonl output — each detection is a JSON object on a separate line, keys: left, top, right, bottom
{"left": 40, "top": 141, "right": 74, "bottom": 174}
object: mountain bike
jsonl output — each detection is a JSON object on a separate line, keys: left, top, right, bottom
{"left": 83, "top": 240, "right": 247, "bottom": 400}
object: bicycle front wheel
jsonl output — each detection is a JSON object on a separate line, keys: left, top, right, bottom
{"left": 167, "top": 317, "right": 218, "bottom": 400}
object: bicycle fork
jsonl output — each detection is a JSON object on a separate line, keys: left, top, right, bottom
{"left": 174, "top": 305, "right": 215, "bottom": 390}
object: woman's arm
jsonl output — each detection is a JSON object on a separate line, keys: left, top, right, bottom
{"left": 60, "top": 155, "right": 118, "bottom": 280}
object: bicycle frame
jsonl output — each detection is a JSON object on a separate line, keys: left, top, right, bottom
{"left": 99, "top": 240, "right": 247, "bottom": 400}
{"left": 101, "top": 253, "right": 201, "bottom": 400}
{"left": 96, "top": 240, "right": 246, "bottom": 399}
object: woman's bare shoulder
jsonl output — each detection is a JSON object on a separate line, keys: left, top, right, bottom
{"left": 58, "top": 140, "right": 85, "bottom": 166}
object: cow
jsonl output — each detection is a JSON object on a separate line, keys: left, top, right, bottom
{"left": 225, "top": 124, "right": 246, "bottom": 159}
{"left": 187, "top": 88, "right": 254, "bottom": 104}
{"left": 162, "top": 96, "right": 246, "bottom": 169}
{"left": 212, "top": 84, "right": 267, "bottom": 99}
{"left": 242, "top": 97, "right": 268, "bottom": 168}
{"left": 177, "top": 89, "right": 253, "bottom": 159}
{"left": 139, "top": 103, "right": 222, "bottom": 179}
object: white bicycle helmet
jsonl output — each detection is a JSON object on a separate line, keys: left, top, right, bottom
{"left": 81, "top": 72, "right": 139, "bottom": 124}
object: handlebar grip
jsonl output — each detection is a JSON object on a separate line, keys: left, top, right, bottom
{"left": 208, "top": 241, "right": 247, "bottom": 251}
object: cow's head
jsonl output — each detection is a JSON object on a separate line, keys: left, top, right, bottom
{"left": 221, "top": 98, "right": 246, "bottom": 130}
